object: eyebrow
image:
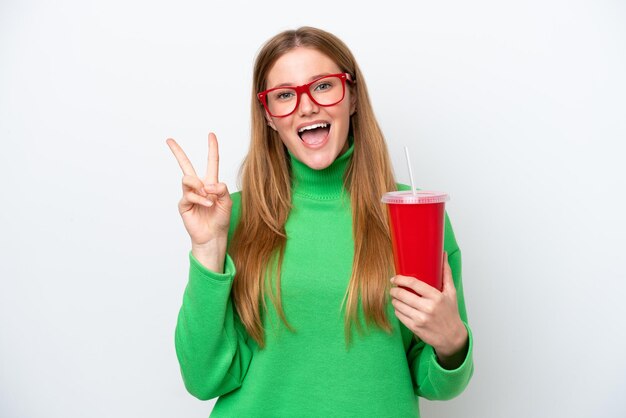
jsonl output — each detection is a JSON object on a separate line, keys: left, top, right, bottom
{"left": 270, "top": 73, "right": 334, "bottom": 89}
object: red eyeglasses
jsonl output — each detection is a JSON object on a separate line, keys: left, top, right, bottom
{"left": 258, "top": 73, "right": 353, "bottom": 118}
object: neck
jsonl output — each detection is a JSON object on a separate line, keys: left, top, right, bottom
{"left": 288, "top": 137, "right": 354, "bottom": 200}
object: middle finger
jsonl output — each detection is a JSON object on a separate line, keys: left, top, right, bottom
{"left": 391, "top": 286, "right": 426, "bottom": 311}
{"left": 205, "top": 132, "right": 219, "bottom": 184}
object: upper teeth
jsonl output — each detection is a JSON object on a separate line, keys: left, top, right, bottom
{"left": 298, "top": 123, "right": 328, "bottom": 133}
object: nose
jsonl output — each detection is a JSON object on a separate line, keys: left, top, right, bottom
{"left": 297, "top": 91, "right": 319, "bottom": 116}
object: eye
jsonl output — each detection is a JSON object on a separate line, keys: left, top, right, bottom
{"left": 272, "top": 89, "right": 295, "bottom": 101}
{"left": 313, "top": 81, "right": 333, "bottom": 92}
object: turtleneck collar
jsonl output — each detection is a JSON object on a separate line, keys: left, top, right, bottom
{"left": 288, "top": 137, "right": 354, "bottom": 200}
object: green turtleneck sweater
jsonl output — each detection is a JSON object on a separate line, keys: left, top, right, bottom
{"left": 174, "top": 141, "right": 474, "bottom": 417}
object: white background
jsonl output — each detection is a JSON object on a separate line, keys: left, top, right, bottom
{"left": 1, "top": 1, "right": 625, "bottom": 417}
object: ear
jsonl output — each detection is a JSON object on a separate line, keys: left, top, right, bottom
{"left": 264, "top": 111, "right": 277, "bottom": 131}
{"left": 349, "top": 89, "right": 357, "bottom": 116}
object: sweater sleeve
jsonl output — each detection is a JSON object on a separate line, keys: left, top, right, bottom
{"left": 174, "top": 252, "right": 252, "bottom": 400}
{"left": 407, "top": 214, "right": 475, "bottom": 400}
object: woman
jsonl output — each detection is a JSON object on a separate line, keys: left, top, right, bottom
{"left": 167, "top": 26, "right": 473, "bottom": 417}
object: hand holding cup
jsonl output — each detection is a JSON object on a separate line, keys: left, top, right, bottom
{"left": 390, "top": 252, "right": 468, "bottom": 369}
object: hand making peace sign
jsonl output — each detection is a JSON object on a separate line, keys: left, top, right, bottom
{"left": 166, "top": 133, "right": 232, "bottom": 250}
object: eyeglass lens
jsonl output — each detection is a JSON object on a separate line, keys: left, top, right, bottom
{"left": 266, "top": 75, "right": 344, "bottom": 117}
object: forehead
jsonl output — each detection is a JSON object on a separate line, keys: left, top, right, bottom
{"left": 266, "top": 47, "right": 341, "bottom": 88}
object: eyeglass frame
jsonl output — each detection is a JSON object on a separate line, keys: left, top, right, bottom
{"left": 257, "top": 72, "right": 354, "bottom": 118}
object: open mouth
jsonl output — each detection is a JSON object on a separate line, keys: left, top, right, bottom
{"left": 298, "top": 122, "right": 331, "bottom": 146}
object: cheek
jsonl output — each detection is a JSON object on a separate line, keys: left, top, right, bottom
{"left": 273, "top": 118, "right": 291, "bottom": 133}
{"left": 273, "top": 119, "right": 298, "bottom": 144}
{"left": 332, "top": 104, "right": 352, "bottom": 126}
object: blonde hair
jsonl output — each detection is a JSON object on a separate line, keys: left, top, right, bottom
{"left": 230, "top": 27, "right": 398, "bottom": 348}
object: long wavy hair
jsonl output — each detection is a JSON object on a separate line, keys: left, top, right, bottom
{"left": 230, "top": 27, "right": 398, "bottom": 348}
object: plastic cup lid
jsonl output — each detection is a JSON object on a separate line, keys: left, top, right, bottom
{"left": 381, "top": 190, "right": 450, "bottom": 204}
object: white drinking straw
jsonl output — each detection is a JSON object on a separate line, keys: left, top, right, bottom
{"left": 404, "top": 146, "right": 417, "bottom": 196}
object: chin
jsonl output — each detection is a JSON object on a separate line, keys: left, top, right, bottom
{"left": 307, "top": 159, "right": 333, "bottom": 170}
{"left": 306, "top": 144, "right": 344, "bottom": 170}
{"left": 294, "top": 153, "right": 327, "bottom": 170}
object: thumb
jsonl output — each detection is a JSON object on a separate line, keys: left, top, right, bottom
{"left": 442, "top": 251, "right": 456, "bottom": 294}
{"left": 204, "top": 182, "right": 230, "bottom": 199}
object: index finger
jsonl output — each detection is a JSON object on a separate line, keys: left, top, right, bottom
{"left": 393, "top": 275, "right": 439, "bottom": 298}
{"left": 166, "top": 138, "right": 198, "bottom": 177}
{"left": 205, "top": 132, "right": 219, "bottom": 184}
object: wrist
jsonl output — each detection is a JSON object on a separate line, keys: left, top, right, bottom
{"left": 435, "top": 322, "right": 468, "bottom": 360}
{"left": 191, "top": 236, "right": 228, "bottom": 273}
{"left": 192, "top": 234, "right": 228, "bottom": 250}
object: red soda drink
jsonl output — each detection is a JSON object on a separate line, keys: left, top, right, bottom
{"left": 381, "top": 191, "right": 449, "bottom": 293}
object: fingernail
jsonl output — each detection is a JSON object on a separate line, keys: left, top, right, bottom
{"left": 390, "top": 277, "right": 395, "bottom": 284}
{"left": 205, "top": 199, "right": 213, "bottom": 207}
